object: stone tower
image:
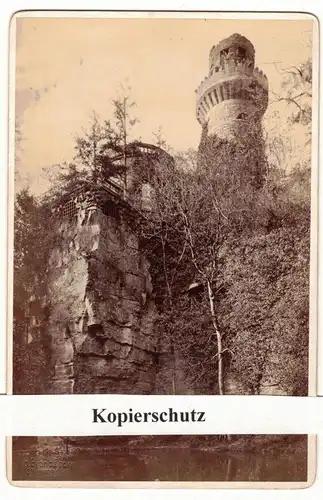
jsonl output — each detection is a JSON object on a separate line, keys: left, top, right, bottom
{"left": 196, "top": 35, "right": 270, "bottom": 395}
{"left": 196, "top": 33, "right": 268, "bottom": 141}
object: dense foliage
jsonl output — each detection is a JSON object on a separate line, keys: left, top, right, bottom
{"left": 141, "top": 150, "right": 310, "bottom": 394}
{"left": 141, "top": 59, "right": 312, "bottom": 394}
{"left": 13, "top": 190, "right": 53, "bottom": 393}
{"left": 13, "top": 61, "right": 312, "bottom": 395}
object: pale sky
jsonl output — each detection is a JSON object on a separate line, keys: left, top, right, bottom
{"left": 14, "top": 15, "right": 314, "bottom": 194}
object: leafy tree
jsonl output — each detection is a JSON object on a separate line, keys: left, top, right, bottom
{"left": 112, "top": 82, "right": 139, "bottom": 192}
{"left": 41, "top": 84, "right": 140, "bottom": 200}
{"left": 13, "top": 189, "right": 52, "bottom": 393}
{"left": 141, "top": 148, "right": 237, "bottom": 395}
{"left": 74, "top": 111, "right": 122, "bottom": 183}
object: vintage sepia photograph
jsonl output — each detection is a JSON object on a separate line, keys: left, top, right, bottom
{"left": 7, "top": 10, "right": 318, "bottom": 488}
{"left": 9, "top": 435, "right": 314, "bottom": 487}
{"left": 8, "top": 12, "right": 318, "bottom": 396}
{"left": 9, "top": 12, "right": 317, "bottom": 398}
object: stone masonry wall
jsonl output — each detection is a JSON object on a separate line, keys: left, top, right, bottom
{"left": 47, "top": 204, "right": 162, "bottom": 394}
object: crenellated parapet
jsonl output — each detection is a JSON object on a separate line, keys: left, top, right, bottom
{"left": 196, "top": 65, "right": 268, "bottom": 127}
{"left": 253, "top": 66, "right": 269, "bottom": 91}
{"left": 196, "top": 33, "right": 268, "bottom": 137}
{"left": 209, "top": 33, "right": 255, "bottom": 71}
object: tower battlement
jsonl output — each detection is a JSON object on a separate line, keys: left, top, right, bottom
{"left": 196, "top": 33, "right": 268, "bottom": 138}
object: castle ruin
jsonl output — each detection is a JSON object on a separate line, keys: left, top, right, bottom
{"left": 20, "top": 34, "right": 300, "bottom": 397}
{"left": 196, "top": 33, "right": 268, "bottom": 140}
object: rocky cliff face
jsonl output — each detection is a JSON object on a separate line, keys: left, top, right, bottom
{"left": 47, "top": 197, "right": 164, "bottom": 394}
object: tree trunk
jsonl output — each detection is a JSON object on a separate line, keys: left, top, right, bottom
{"left": 206, "top": 280, "right": 231, "bottom": 441}
{"left": 161, "top": 237, "right": 177, "bottom": 394}
{"left": 123, "top": 98, "right": 127, "bottom": 198}
{"left": 206, "top": 280, "right": 224, "bottom": 395}
{"left": 93, "top": 140, "right": 97, "bottom": 183}
{"left": 171, "top": 344, "right": 177, "bottom": 395}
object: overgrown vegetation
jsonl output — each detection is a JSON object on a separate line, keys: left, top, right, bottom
{"left": 13, "top": 190, "right": 52, "bottom": 393}
{"left": 13, "top": 60, "right": 312, "bottom": 396}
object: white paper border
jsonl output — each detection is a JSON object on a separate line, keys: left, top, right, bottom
{"left": 0, "top": 0, "right": 323, "bottom": 497}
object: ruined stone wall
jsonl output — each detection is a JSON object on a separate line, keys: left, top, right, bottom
{"left": 47, "top": 201, "right": 166, "bottom": 394}
{"left": 207, "top": 99, "right": 262, "bottom": 140}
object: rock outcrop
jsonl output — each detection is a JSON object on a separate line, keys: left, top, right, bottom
{"left": 47, "top": 191, "right": 162, "bottom": 394}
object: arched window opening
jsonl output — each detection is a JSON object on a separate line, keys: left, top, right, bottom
{"left": 237, "top": 47, "right": 247, "bottom": 59}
